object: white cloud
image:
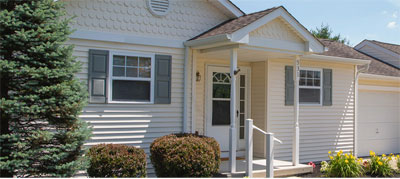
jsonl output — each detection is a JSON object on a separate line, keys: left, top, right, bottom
{"left": 387, "top": 21, "right": 398, "bottom": 29}
{"left": 393, "top": 11, "right": 398, "bottom": 18}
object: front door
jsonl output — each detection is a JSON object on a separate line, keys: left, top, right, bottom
{"left": 205, "top": 66, "right": 249, "bottom": 157}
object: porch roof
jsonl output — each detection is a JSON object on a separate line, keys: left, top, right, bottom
{"left": 185, "top": 6, "right": 325, "bottom": 54}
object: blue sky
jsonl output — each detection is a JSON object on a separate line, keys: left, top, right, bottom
{"left": 230, "top": 0, "right": 400, "bottom": 46}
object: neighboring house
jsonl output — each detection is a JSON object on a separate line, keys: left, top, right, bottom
{"left": 353, "top": 40, "right": 400, "bottom": 157}
{"left": 61, "top": 0, "right": 398, "bottom": 175}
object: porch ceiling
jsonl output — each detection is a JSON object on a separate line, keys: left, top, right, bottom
{"left": 198, "top": 46, "right": 296, "bottom": 62}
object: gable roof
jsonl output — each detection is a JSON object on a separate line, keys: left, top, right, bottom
{"left": 190, "top": 7, "right": 279, "bottom": 40}
{"left": 319, "top": 39, "right": 400, "bottom": 77}
{"left": 188, "top": 6, "right": 325, "bottom": 53}
{"left": 369, "top": 40, "right": 400, "bottom": 55}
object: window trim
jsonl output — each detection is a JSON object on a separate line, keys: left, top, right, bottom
{"left": 108, "top": 51, "right": 155, "bottom": 104}
{"left": 299, "top": 67, "right": 323, "bottom": 106}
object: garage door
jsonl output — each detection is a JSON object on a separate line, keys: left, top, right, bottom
{"left": 358, "top": 91, "right": 400, "bottom": 157}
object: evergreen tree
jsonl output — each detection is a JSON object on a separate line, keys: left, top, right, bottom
{"left": 0, "top": 0, "right": 91, "bottom": 177}
{"left": 310, "top": 23, "right": 350, "bottom": 45}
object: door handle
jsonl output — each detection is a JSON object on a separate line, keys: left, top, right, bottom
{"left": 236, "top": 110, "right": 239, "bottom": 118}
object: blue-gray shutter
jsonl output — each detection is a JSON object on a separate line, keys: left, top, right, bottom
{"left": 285, "top": 66, "right": 294, "bottom": 106}
{"left": 323, "top": 69, "right": 332, "bottom": 106}
{"left": 88, "top": 49, "right": 109, "bottom": 103}
{"left": 154, "top": 54, "right": 171, "bottom": 104}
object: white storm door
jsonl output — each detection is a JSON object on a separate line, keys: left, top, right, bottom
{"left": 205, "top": 66, "right": 248, "bottom": 155}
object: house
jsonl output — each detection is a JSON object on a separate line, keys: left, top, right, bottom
{"left": 62, "top": 0, "right": 398, "bottom": 175}
{"left": 353, "top": 40, "right": 400, "bottom": 157}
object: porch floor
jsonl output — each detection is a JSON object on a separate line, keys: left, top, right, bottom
{"left": 219, "top": 158, "right": 313, "bottom": 178}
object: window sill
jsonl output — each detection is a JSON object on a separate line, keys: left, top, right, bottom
{"left": 108, "top": 101, "right": 154, "bottom": 104}
{"left": 299, "top": 103, "right": 322, "bottom": 106}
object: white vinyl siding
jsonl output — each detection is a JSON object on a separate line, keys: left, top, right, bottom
{"left": 267, "top": 59, "right": 356, "bottom": 163}
{"left": 251, "top": 61, "right": 267, "bottom": 157}
{"left": 68, "top": 38, "right": 187, "bottom": 175}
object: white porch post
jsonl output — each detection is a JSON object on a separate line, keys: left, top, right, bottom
{"left": 229, "top": 48, "right": 238, "bottom": 173}
{"left": 293, "top": 55, "right": 300, "bottom": 166}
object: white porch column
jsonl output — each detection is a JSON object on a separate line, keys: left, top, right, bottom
{"left": 229, "top": 48, "right": 238, "bottom": 173}
{"left": 292, "top": 55, "right": 300, "bottom": 166}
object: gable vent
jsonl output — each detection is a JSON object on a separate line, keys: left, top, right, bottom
{"left": 147, "top": 0, "right": 170, "bottom": 17}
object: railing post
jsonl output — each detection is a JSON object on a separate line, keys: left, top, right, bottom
{"left": 266, "top": 132, "right": 274, "bottom": 178}
{"left": 245, "top": 119, "right": 253, "bottom": 177}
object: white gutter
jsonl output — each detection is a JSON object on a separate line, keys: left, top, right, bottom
{"left": 359, "top": 73, "right": 400, "bottom": 82}
{"left": 182, "top": 46, "right": 190, "bottom": 133}
{"left": 354, "top": 64, "right": 370, "bottom": 157}
{"left": 184, "top": 34, "right": 232, "bottom": 47}
{"left": 303, "top": 54, "right": 371, "bottom": 65}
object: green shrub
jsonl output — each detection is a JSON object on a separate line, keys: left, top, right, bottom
{"left": 366, "top": 151, "right": 394, "bottom": 177}
{"left": 87, "top": 144, "right": 146, "bottom": 177}
{"left": 150, "top": 133, "right": 220, "bottom": 177}
{"left": 323, "top": 150, "right": 364, "bottom": 177}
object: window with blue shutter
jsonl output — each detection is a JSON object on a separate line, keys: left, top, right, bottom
{"left": 285, "top": 66, "right": 332, "bottom": 106}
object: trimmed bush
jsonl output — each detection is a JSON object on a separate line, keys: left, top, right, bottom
{"left": 87, "top": 144, "right": 146, "bottom": 178}
{"left": 150, "top": 133, "right": 220, "bottom": 177}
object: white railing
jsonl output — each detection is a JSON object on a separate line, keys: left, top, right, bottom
{"left": 245, "top": 119, "right": 282, "bottom": 178}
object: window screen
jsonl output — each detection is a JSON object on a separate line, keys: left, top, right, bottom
{"left": 112, "top": 80, "right": 150, "bottom": 101}
{"left": 110, "top": 54, "right": 152, "bottom": 102}
{"left": 299, "top": 69, "right": 322, "bottom": 104}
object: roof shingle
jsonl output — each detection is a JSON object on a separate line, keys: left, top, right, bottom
{"left": 369, "top": 40, "right": 400, "bottom": 55}
{"left": 319, "top": 39, "right": 400, "bottom": 77}
{"left": 190, "top": 6, "right": 280, "bottom": 40}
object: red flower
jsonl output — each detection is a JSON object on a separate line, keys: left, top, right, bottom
{"left": 363, "top": 161, "right": 369, "bottom": 167}
{"left": 308, "top": 161, "right": 316, "bottom": 168}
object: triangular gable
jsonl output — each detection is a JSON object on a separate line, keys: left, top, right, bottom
{"left": 230, "top": 6, "right": 324, "bottom": 53}
{"left": 187, "top": 6, "right": 324, "bottom": 53}
{"left": 249, "top": 18, "right": 304, "bottom": 43}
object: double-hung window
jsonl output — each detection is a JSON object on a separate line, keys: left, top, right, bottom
{"left": 299, "top": 68, "right": 322, "bottom": 105}
{"left": 109, "top": 52, "right": 154, "bottom": 103}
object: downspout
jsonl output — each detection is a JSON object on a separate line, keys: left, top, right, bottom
{"left": 354, "top": 64, "right": 369, "bottom": 157}
{"left": 183, "top": 46, "right": 189, "bottom": 133}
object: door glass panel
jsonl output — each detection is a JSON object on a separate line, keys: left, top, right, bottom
{"left": 212, "top": 72, "right": 232, "bottom": 126}
{"left": 213, "top": 84, "right": 230, "bottom": 98}
{"left": 239, "top": 75, "right": 246, "bottom": 139}
{"left": 212, "top": 101, "right": 230, "bottom": 125}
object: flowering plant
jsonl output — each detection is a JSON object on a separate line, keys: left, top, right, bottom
{"left": 320, "top": 161, "right": 328, "bottom": 173}
{"left": 366, "top": 151, "right": 394, "bottom": 177}
{"left": 308, "top": 161, "right": 316, "bottom": 168}
{"left": 323, "top": 150, "right": 363, "bottom": 177}
{"left": 397, "top": 154, "right": 400, "bottom": 171}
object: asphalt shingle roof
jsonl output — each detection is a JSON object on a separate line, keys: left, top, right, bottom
{"left": 319, "top": 39, "right": 400, "bottom": 77}
{"left": 190, "top": 6, "right": 280, "bottom": 40}
{"left": 369, "top": 40, "right": 400, "bottom": 55}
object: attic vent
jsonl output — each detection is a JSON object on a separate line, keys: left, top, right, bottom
{"left": 147, "top": 0, "right": 170, "bottom": 17}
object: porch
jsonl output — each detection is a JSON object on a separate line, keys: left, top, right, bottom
{"left": 219, "top": 158, "right": 313, "bottom": 177}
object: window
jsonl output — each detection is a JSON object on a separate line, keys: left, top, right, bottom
{"left": 211, "top": 72, "right": 231, "bottom": 125}
{"left": 109, "top": 52, "right": 154, "bottom": 103}
{"left": 299, "top": 68, "right": 322, "bottom": 104}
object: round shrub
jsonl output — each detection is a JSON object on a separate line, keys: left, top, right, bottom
{"left": 150, "top": 133, "right": 220, "bottom": 177}
{"left": 87, "top": 144, "right": 146, "bottom": 177}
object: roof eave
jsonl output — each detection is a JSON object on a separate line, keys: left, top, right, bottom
{"left": 211, "top": 0, "right": 245, "bottom": 18}
{"left": 303, "top": 54, "right": 371, "bottom": 65}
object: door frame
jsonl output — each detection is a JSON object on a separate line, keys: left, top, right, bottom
{"left": 204, "top": 64, "right": 252, "bottom": 151}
